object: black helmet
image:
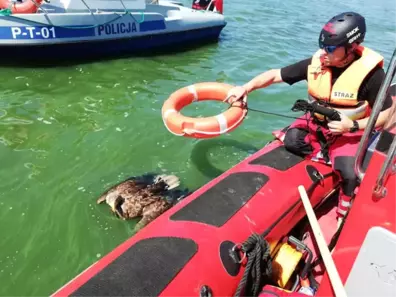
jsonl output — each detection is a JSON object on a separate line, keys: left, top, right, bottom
{"left": 319, "top": 12, "right": 366, "bottom": 48}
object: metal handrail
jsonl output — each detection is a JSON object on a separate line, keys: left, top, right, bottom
{"left": 373, "top": 135, "right": 396, "bottom": 197}
{"left": 205, "top": 0, "right": 214, "bottom": 11}
{"left": 354, "top": 48, "right": 396, "bottom": 182}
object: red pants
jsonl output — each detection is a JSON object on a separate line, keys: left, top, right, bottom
{"left": 283, "top": 115, "right": 364, "bottom": 218}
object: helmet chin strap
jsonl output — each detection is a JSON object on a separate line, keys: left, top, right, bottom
{"left": 337, "top": 55, "right": 353, "bottom": 67}
{"left": 340, "top": 52, "right": 356, "bottom": 67}
{"left": 338, "top": 43, "right": 359, "bottom": 66}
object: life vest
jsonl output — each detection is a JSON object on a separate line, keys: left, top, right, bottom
{"left": 307, "top": 45, "right": 384, "bottom": 120}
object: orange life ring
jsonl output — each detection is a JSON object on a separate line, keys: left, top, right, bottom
{"left": 0, "top": 0, "right": 42, "bottom": 14}
{"left": 161, "top": 82, "right": 247, "bottom": 139}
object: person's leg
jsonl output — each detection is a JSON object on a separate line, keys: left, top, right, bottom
{"left": 328, "top": 132, "right": 364, "bottom": 219}
{"left": 283, "top": 116, "right": 317, "bottom": 157}
{"left": 283, "top": 127, "right": 313, "bottom": 156}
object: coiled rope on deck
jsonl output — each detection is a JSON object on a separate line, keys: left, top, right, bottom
{"left": 234, "top": 233, "right": 272, "bottom": 297}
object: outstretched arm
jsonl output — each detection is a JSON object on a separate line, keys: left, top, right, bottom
{"left": 227, "top": 57, "right": 311, "bottom": 102}
{"left": 243, "top": 69, "right": 283, "bottom": 93}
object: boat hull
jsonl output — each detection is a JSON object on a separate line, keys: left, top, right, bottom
{"left": 0, "top": 25, "right": 225, "bottom": 63}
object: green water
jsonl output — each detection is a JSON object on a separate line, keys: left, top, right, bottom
{"left": 0, "top": 0, "right": 395, "bottom": 295}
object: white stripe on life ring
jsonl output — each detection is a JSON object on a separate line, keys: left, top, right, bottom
{"left": 215, "top": 113, "right": 228, "bottom": 134}
{"left": 188, "top": 85, "right": 198, "bottom": 102}
{"left": 163, "top": 109, "right": 177, "bottom": 119}
{"left": 162, "top": 109, "right": 185, "bottom": 136}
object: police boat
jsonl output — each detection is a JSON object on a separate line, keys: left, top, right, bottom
{"left": 0, "top": 0, "right": 226, "bottom": 63}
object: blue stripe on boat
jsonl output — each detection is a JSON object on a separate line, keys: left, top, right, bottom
{"left": 140, "top": 20, "right": 166, "bottom": 32}
{"left": 0, "top": 20, "right": 166, "bottom": 40}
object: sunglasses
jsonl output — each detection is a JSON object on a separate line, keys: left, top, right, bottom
{"left": 323, "top": 45, "right": 338, "bottom": 54}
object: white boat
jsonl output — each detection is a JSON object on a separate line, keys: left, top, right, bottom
{"left": 0, "top": 0, "right": 226, "bottom": 62}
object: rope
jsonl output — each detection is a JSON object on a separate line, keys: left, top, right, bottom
{"left": 291, "top": 99, "right": 316, "bottom": 113}
{"left": 247, "top": 107, "right": 302, "bottom": 120}
{"left": 292, "top": 99, "right": 341, "bottom": 121}
{"left": 223, "top": 97, "right": 305, "bottom": 121}
{"left": 234, "top": 233, "right": 272, "bottom": 297}
{"left": 244, "top": 98, "right": 341, "bottom": 121}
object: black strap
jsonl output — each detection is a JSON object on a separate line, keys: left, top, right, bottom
{"left": 315, "top": 126, "right": 331, "bottom": 163}
{"left": 291, "top": 99, "right": 341, "bottom": 121}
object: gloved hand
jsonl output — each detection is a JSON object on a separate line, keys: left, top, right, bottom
{"left": 328, "top": 113, "right": 354, "bottom": 135}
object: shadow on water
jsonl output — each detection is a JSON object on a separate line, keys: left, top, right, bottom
{"left": 190, "top": 138, "right": 259, "bottom": 179}
{"left": 0, "top": 35, "right": 227, "bottom": 68}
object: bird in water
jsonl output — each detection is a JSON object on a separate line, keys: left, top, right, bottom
{"left": 97, "top": 173, "right": 190, "bottom": 231}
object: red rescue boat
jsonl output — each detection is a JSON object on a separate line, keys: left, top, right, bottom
{"left": 52, "top": 53, "right": 396, "bottom": 297}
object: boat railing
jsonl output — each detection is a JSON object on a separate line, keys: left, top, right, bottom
{"left": 35, "top": 0, "right": 153, "bottom": 14}
{"left": 0, "top": 0, "right": 159, "bottom": 19}
{"left": 2, "top": 0, "right": 151, "bottom": 30}
{"left": 205, "top": 0, "right": 215, "bottom": 11}
{"left": 354, "top": 47, "right": 396, "bottom": 194}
